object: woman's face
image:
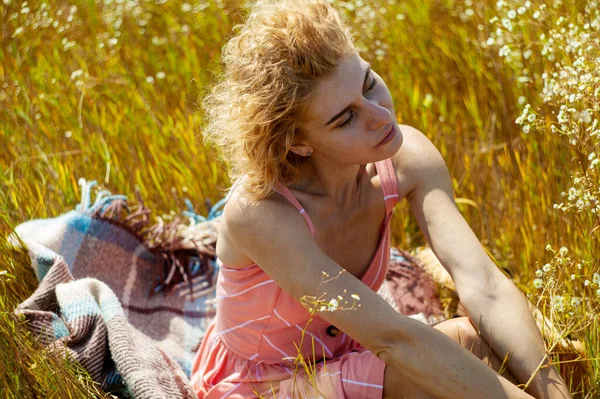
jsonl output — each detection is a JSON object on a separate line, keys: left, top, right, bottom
{"left": 294, "top": 53, "right": 403, "bottom": 165}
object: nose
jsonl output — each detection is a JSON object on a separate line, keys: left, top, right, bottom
{"left": 365, "top": 100, "right": 392, "bottom": 131}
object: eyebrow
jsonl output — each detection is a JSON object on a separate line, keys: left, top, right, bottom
{"left": 324, "top": 64, "right": 371, "bottom": 126}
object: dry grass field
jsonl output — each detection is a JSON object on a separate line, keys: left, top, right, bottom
{"left": 1, "top": 0, "right": 598, "bottom": 397}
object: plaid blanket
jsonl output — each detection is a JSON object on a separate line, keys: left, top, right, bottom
{"left": 12, "top": 179, "right": 444, "bottom": 398}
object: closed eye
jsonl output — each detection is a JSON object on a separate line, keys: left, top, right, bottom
{"left": 338, "top": 74, "right": 378, "bottom": 129}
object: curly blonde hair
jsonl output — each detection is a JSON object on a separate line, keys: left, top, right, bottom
{"left": 200, "top": 0, "right": 356, "bottom": 203}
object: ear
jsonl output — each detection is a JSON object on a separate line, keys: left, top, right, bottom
{"left": 288, "top": 127, "right": 313, "bottom": 157}
{"left": 289, "top": 142, "right": 313, "bottom": 157}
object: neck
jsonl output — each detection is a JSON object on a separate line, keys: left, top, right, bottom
{"left": 292, "top": 157, "right": 368, "bottom": 208}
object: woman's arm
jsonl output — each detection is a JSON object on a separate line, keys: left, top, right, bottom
{"left": 393, "top": 125, "right": 571, "bottom": 399}
{"left": 223, "top": 188, "right": 535, "bottom": 398}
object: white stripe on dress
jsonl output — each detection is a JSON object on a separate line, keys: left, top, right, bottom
{"left": 219, "top": 382, "right": 242, "bottom": 399}
{"left": 217, "top": 314, "right": 271, "bottom": 336}
{"left": 384, "top": 194, "right": 399, "bottom": 200}
{"left": 263, "top": 334, "right": 290, "bottom": 359}
{"left": 216, "top": 279, "right": 275, "bottom": 299}
{"left": 217, "top": 257, "right": 257, "bottom": 271}
{"left": 273, "top": 308, "right": 292, "bottom": 326}
{"left": 294, "top": 325, "right": 333, "bottom": 358}
{"left": 219, "top": 264, "right": 257, "bottom": 272}
{"left": 341, "top": 378, "right": 384, "bottom": 389}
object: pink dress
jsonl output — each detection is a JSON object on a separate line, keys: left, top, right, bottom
{"left": 191, "top": 158, "right": 399, "bottom": 398}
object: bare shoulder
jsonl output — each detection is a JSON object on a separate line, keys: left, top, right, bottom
{"left": 223, "top": 187, "right": 308, "bottom": 242}
{"left": 218, "top": 186, "right": 310, "bottom": 267}
{"left": 391, "top": 124, "right": 449, "bottom": 198}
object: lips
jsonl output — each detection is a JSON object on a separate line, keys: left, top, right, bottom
{"left": 377, "top": 123, "right": 395, "bottom": 146}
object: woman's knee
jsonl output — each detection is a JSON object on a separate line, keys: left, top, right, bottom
{"left": 433, "top": 317, "right": 518, "bottom": 384}
{"left": 433, "top": 317, "right": 480, "bottom": 352}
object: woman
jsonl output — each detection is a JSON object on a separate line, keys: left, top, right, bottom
{"left": 190, "top": 0, "right": 571, "bottom": 397}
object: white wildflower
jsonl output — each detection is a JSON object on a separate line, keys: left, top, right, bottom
{"left": 533, "top": 278, "right": 543, "bottom": 288}
{"left": 423, "top": 94, "right": 433, "bottom": 108}
{"left": 543, "top": 263, "right": 552, "bottom": 273}
{"left": 328, "top": 298, "right": 339, "bottom": 311}
{"left": 70, "top": 69, "right": 83, "bottom": 80}
{"left": 570, "top": 297, "right": 581, "bottom": 306}
{"left": 553, "top": 295, "right": 565, "bottom": 312}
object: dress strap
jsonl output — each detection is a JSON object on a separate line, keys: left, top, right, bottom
{"left": 273, "top": 183, "right": 316, "bottom": 237}
{"left": 375, "top": 158, "right": 399, "bottom": 215}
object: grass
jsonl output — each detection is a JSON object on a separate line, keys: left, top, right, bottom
{"left": 0, "top": 0, "right": 598, "bottom": 397}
